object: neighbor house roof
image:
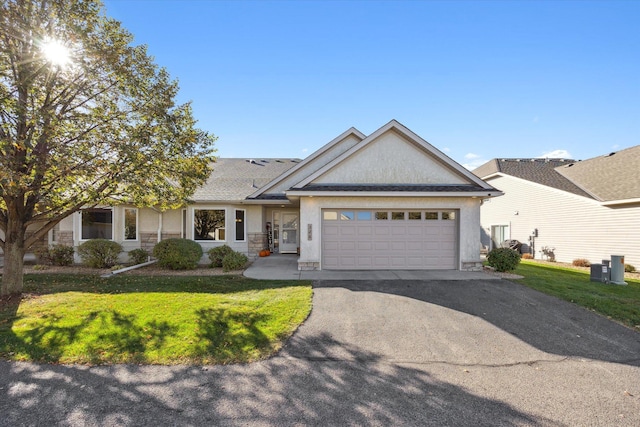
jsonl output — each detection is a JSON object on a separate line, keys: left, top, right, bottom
{"left": 192, "top": 158, "right": 301, "bottom": 202}
{"left": 473, "top": 144, "right": 640, "bottom": 204}
{"left": 473, "top": 158, "right": 592, "bottom": 198}
{"left": 555, "top": 145, "right": 640, "bottom": 202}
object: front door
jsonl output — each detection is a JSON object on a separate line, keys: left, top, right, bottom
{"left": 280, "top": 211, "right": 299, "bottom": 253}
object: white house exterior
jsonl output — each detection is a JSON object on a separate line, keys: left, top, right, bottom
{"left": 473, "top": 145, "right": 640, "bottom": 268}
{"left": 44, "top": 120, "right": 501, "bottom": 271}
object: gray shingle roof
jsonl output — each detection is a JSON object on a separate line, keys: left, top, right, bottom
{"left": 473, "top": 158, "right": 593, "bottom": 199}
{"left": 192, "top": 158, "right": 301, "bottom": 201}
{"left": 555, "top": 145, "right": 640, "bottom": 202}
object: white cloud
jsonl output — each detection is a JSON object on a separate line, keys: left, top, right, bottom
{"left": 301, "top": 148, "right": 308, "bottom": 154}
{"left": 442, "top": 147, "right": 451, "bottom": 153}
{"left": 538, "top": 149, "right": 572, "bottom": 159}
{"left": 462, "top": 158, "right": 487, "bottom": 170}
{"left": 464, "top": 152, "right": 480, "bottom": 160}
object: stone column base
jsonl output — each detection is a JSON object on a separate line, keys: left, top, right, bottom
{"left": 298, "top": 261, "right": 320, "bottom": 271}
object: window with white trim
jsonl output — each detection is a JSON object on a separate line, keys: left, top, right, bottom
{"left": 81, "top": 208, "right": 113, "bottom": 240}
{"left": 194, "top": 209, "right": 226, "bottom": 241}
{"left": 124, "top": 208, "right": 138, "bottom": 240}
{"left": 235, "top": 209, "right": 246, "bottom": 241}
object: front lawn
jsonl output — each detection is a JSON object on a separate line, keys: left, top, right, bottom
{"left": 0, "top": 274, "right": 312, "bottom": 364}
{"left": 514, "top": 261, "right": 640, "bottom": 330}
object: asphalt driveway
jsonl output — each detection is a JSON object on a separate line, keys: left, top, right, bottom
{"left": 2, "top": 278, "right": 640, "bottom": 426}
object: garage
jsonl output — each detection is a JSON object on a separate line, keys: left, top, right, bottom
{"left": 322, "top": 209, "right": 458, "bottom": 270}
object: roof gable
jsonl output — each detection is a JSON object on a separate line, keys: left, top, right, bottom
{"left": 248, "top": 127, "right": 365, "bottom": 199}
{"left": 473, "top": 158, "right": 592, "bottom": 199}
{"left": 295, "top": 120, "right": 493, "bottom": 189}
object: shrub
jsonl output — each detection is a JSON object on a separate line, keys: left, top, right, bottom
{"left": 208, "top": 245, "right": 234, "bottom": 268}
{"left": 32, "top": 264, "right": 49, "bottom": 271}
{"left": 77, "top": 239, "right": 123, "bottom": 268}
{"left": 487, "top": 247, "right": 521, "bottom": 272}
{"left": 625, "top": 264, "right": 636, "bottom": 273}
{"left": 572, "top": 258, "right": 591, "bottom": 267}
{"left": 128, "top": 248, "right": 149, "bottom": 265}
{"left": 153, "top": 238, "right": 203, "bottom": 270}
{"left": 522, "top": 253, "right": 534, "bottom": 260}
{"left": 35, "top": 244, "right": 75, "bottom": 266}
{"left": 110, "top": 264, "right": 125, "bottom": 271}
{"left": 222, "top": 251, "right": 249, "bottom": 272}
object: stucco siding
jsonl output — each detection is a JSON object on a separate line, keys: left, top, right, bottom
{"left": 313, "top": 130, "right": 468, "bottom": 185}
{"left": 481, "top": 175, "right": 640, "bottom": 267}
{"left": 263, "top": 134, "right": 362, "bottom": 193}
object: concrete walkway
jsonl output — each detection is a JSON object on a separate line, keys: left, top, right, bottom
{"left": 243, "top": 253, "right": 498, "bottom": 281}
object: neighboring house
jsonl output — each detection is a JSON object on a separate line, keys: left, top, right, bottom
{"left": 45, "top": 120, "right": 501, "bottom": 270}
{"left": 473, "top": 145, "right": 640, "bottom": 268}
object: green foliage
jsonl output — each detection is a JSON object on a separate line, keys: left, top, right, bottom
{"left": 516, "top": 261, "right": 640, "bottom": 330}
{"left": 128, "top": 248, "right": 149, "bottom": 265}
{"left": 626, "top": 264, "right": 636, "bottom": 273}
{"left": 487, "top": 247, "right": 521, "bottom": 272}
{"left": 77, "top": 239, "right": 123, "bottom": 268}
{"left": 35, "top": 244, "right": 75, "bottom": 266}
{"left": 572, "top": 258, "right": 591, "bottom": 267}
{"left": 1, "top": 275, "right": 312, "bottom": 364}
{"left": 208, "top": 245, "right": 234, "bottom": 268}
{"left": 222, "top": 251, "right": 249, "bottom": 272}
{"left": 0, "top": 0, "right": 216, "bottom": 294}
{"left": 153, "top": 238, "right": 203, "bottom": 270}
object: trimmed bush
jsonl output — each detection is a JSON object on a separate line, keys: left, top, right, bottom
{"left": 522, "top": 253, "right": 534, "bottom": 260}
{"left": 153, "top": 238, "right": 203, "bottom": 270}
{"left": 35, "top": 244, "right": 75, "bottom": 266}
{"left": 78, "top": 239, "right": 123, "bottom": 268}
{"left": 572, "top": 258, "right": 591, "bottom": 267}
{"left": 625, "top": 264, "right": 636, "bottom": 273}
{"left": 487, "top": 247, "right": 521, "bottom": 272}
{"left": 208, "top": 245, "right": 234, "bottom": 268}
{"left": 128, "top": 248, "right": 149, "bottom": 265}
{"left": 222, "top": 251, "right": 249, "bottom": 272}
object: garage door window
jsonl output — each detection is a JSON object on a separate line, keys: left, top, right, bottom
{"left": 391, "top": 212, "right": 405, "bottom": 220}
{"left": 356, "top": 211, "right": 372, "bottom": 221}
{"left": 323, "top": 211, "right": 338, "bottom": 220}
{"left": 442, "top": 211, "right": 456, "bottom": 220}
{"left": 375, "top": 212, "right": 388, "bottom": 220}
{"left": 425, "top": 212, "right": 438, "bottom": 220}
{"left": 408, "top": 212, "right": 421, "bottom": 220}
{"left": 340, "top": 211, "right": 354, "bottom": 220}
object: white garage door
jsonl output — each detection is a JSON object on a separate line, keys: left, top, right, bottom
{"left": 322, "top": 209, "right": 458, "bottom": 270}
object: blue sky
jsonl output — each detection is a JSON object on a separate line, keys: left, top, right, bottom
{"left": 103, "top": 0, "right": 639, "bottom": 169}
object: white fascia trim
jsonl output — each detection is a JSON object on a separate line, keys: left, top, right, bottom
{"left": 293, "top": 119, "right": 494, "bottom": 189}
{"left": 285, "top": 190, "right": 503, "bottom": 198}
{"left": 601, "top": 197, "right": 640, "bottom": 207}
{"left": 247, "top": 127, "right": 366, "bottom": 199}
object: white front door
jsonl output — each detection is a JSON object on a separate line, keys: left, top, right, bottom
{"left": 280, "top": 211, "right": 299, "bottom": 253}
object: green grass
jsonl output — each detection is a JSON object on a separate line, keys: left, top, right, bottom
{"left": 514, "top": 261, "right": 640, "bottom": 330}
{"left": 0, "top": 274, "right": 312, "bottom": 365}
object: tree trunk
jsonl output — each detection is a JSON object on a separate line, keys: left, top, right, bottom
{"left": 1, "top": 219, "right": 26, "bottom": 296}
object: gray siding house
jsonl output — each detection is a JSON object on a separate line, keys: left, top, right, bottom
{"left": 473, "top": 145, "right": 640, "bottom": 268}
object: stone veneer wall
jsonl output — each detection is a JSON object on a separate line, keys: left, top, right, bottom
{"left": 56, "top": 231, "right": 74, "bottom": 247}
{"left": 248, "top": 232, "right": 267, "bottom": 258}
{"left": 461, "top": 261, "right": 483, "bottom": 271}
{"left": 140, "top": 232, "right": 158, "bottom": 253}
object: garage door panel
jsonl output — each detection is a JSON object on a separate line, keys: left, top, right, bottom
{"left": 323, "top": 209, "right": 457, "bottom": 270}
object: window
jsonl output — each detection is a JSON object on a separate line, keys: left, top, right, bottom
{"left": 391, "top": 211, "right": 405, "bottom": 220}
{"left": 124, "top": 208, "right": 137, "bottom": 240}
{"left": 181, "top": 209, "right": 187, "bottom": 238}
{"left": 375, "top": 211, "right": 388, "bottom": 220}
{"left": 408, "top": 212, "right": 421, "bottom": 220}
{"left": 425, "top": 212, "right": 438, "bottom": 220}
{"left": 81, "top": 208, "right": 113, "bottom": 240}
{"left": 235, "top": 209, "right": 245, "bottom": 241}
{"left": 442, "top": 211, "right": 456, "bottom": 220}
{"left": 340, "top": 211, "right": 354, "bottom": 220}
{"left": 194, "top": 209, "right": 226, "bottom": 241}
{"left": 356, "top": 211, "right": 372, "bottom": 221}
{"left": 323, "top": 211, "right": 338, "bottom": 220}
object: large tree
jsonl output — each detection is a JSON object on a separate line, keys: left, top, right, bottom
{"left": 0, "top": 0, "right": 216, "bottom": 295}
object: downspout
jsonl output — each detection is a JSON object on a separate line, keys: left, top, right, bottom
{"left": 150, "top": 207, "right": 163, "bottom": 243}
